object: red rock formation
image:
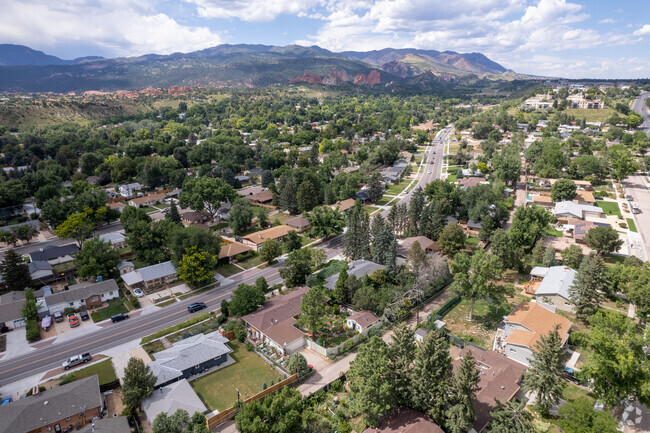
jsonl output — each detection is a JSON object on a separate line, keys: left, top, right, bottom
{"left": 353, "top": 70, "right": 381, "bottom": 85}
{"left": 290, "top": 72, "right": 323, "bottom": 84}
{"left": 168, "top": 86, "right": 191, "bottom": 95}
{"left": 322, "top": 68, "right": 349, "bottom": 85}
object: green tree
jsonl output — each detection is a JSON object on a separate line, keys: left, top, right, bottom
{"left": 411, "top": 329, "right": 452, "bottom": 425}
{"left": 332, "top": 266, "right": 349, "bottom": 304}
{"left": 12, "top": 224, "right": 39, "bottom": 244}
{"left": 487, "top": 400, "right": 534, "bottom": 433}
{"left": 508, "top": 205, "right": 552, "bottom": 252}
{"left": 75, "top": 238, "right": 120, "bottom": 280}
{"left": 229, "top": 198, "right": 254, "bottom": 235}
{"left": 287, "top": 353, "right": 310, "bottom": 377}
{"left": 166, "top": 200, "right": 181, "bottom": 223}
{"left": 180, "top": 176, "right": 236, "bottom": 221}
{"left": 284, "top": 230, "right": 302, "bottom": 252}
{"left": 407, "top": 241, "right": 427, "bottom": 272}
{"left": 347, "top": 336, "right": 393, "bottom": 427}
{"left": 297, "top": 286, "right": 327, "bottom": 333}
{"left": 153, "top": 409, "right": 210, "bottom": 433}
{"left": 522, "top": 327, "right": 565, "bottom": 416}
{"left": 235, "top": 387, "right": 303, "bottom": 433}
{"left": 56, "top": 209, "right": 95, "bottom": 247}
{"left": 122, "top": 357, "right": 157, "bottom": 410}
{"left": 366, "top": 172, "right": 384, "bottom": 203}
{"left": 257, "top": 207, "right": 269, "bottom": 228}
{"left": 608, "top": 144, "right": 638, "bottom": 182}
{"left": 120, "top": 206, "right": 152, "bottom": 233}
{"left": 306, "top": 206, "right": 345, "bottom": 239}
{"left": 388, "top": 323, "right": 415, "bottom": 407}
{"left": 438, "top": 222, "right": 466, "bottom": 256}
{"left": 450, "top": 249, "right": 505, "bottom": 321}
{"left": 169, "top": 225, "right": 221, "bottom": 266}
{"left": 551, "top": 179, "right": 577, "bottom": 202}
{"left": 280, "top": 247, "right": 317, "bottom": 288}
{"left": 561, "top": 244, "right": 583, "bottom": 269}
{"left": 582, "top": 311, "right": 650, "bottom": 407}
{"left": 297, "top": 180, "right": 319, "bottom": 213}
{"left": 373, "top": 223, "right": 397, "bottom": 272}
{"left": 570, "top": 254, "right": 608, "bottom": 321}
{"left": 344, "top": 201, "right": 370, "bottom": 260}
{"left": 229, "top": 283, "right": 266, "bottom": 317}
{"left": 489, "top": 228, "right": 520, "bottom": 270}
{"left": 558, "top": 398, "right": 618, "bottom": 433}
{"left": 0, "top": 248, "right": 32, "bottom": 291}
{"left": 583, "top": 226, "right": 624, "bottom": 255}
{"left": 447, "top": 351, "right": 480, "bottom": 433}
{"left": 177, "top": 246, "right": 216, "bottom": 288}
{"left": 260, "top": 238, "right": 282, "bottom": 264}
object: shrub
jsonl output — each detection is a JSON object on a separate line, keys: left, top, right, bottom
{"left": 26, "top": 320, "right": 40, "bottom": 342}
{"left": 245, "top": 342, "right": 254, "bottom": 351}
{"left": 568, "top": 330, "right": 590, "bottom": 348}
{"left": 63, "top": 307, "right": 76, "bottom": 316}
{"left": 221, "top": 300, "right": 230, "bottom": 317}
{"left": 60, "top": 373, "right": 77, "bottom": 385}
{"left": 224, "top": 320, "right": 246, "bottom": 342}
{"left": 262, "top": 382, "right": 267, "bottom": 390}
{"left": 344, "top": 339, "right": 356, "bottom": 351}
{"left": 216, "top": 314, "right": 227, "bottom": 325}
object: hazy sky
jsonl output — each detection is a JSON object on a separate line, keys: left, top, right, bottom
{"left": 1, "top": 0, "right": 649, "bottom": 79}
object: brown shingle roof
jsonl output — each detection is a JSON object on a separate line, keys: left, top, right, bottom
{"left": 218, "top": 242, "right": 252, "bottom": 259}
{"left": 504, "top": 302, "right": 573, "bottom": 348}
{"left": 129, "top": 192, "right": 166, "bottom": 205}
{"left": 241, "top": 287, "right": 309, "bottom": 332}
{"left": 242, "top": 225, "right": 293, "bottom": 245}
{"left": 286, "top": 214, "right": 311, "bottom": 229}
{"left": 459, "top": 177, "right": 486, "bottom": 188}
{"left": 262, "top": 317, "right": 305, "bottom": 346}
{"left": 363, "top": 408, "right": 444, "bottom": 433}
{"left": 399, "top": 236, "right": 435, "bottom": 256}
{"left": 333, "top": 198, "right": 356, "bottom": 211}
{"left": 453, "top": 347, "right": 526, "bottom": 433}
{"left": 348, "top": 310, "right": 380, "bottom": 328}
{"left": 247, "top": 190, "right": 273, "bottom": 203}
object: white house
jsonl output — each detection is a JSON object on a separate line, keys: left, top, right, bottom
{"left": 533, "top": 266, "right": 577, "bottom": 313}
{"left": 45, "top": 279, "right": 120, "bottom": 314}
{"left": 119, "top": 182, "right": 142, "bottom": 197}
{"left": 346, "top": 310, "right": 381, "bottom": 333}
{"left": 553, "top": 201, "right": 603, "bottom": 220}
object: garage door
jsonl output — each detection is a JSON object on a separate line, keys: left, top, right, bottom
{"left": 13, "top": 318, "right": 26, "bottom": 328}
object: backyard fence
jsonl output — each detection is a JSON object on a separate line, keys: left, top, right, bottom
{"left": 433, "top": 294, "right": 461, "bottom": 319}
{"left": 205, "top": 374, "right": 299, "bottom": 430}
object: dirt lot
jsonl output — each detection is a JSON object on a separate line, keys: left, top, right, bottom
{"left": 104, "top": 387, "right": 126, "bottom": 417}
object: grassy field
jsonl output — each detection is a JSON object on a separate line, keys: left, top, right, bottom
{"left": 216, "top": 263, "right": 242, "bottom": 277}
{"left": 546, "top": 227, "right": 564, "bottom": 237}
{"left": 363, "top": 206, "right": 381, "bottom": 214}
{"left": 376, "top": 196, "right": 394, "bottom": 206}
{"left": 385, "top": 180, "right": 411, "bottom": 195}
{"left": 447, "top": 174, "right": 458, "bottom": 182}
{"left": 192, "top": 342, "right": 281, "bottom": 411}
{"left": 626, "top": 218, "right": 638, "bottom": 232}
{"left": 59, "top": 359, "right": 117, "bottom": 386}
{"left": 238, "top": 253, "right": 264, "bottom": 269}
{"left": 270, "top": 212, "right": 294, "bottom": 225}
{"left": 465, "top": 236, "right": 480, "bottom": 246}
{"left": 90, "top": 298, "right": 129, "bottom": 322}
{"left": 564, "top": 108, "right": 616, "bottom": 123}
{"left": 595, "top": 200, "right": 622, "bottom": 217}
{"left": 442, "top": 299, "right": 513, "bottom": 349}
{"left": 52, "top": 261, "right": 76, "bottom": 274}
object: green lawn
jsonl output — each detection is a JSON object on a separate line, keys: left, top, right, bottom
{"left": 595, "top": 200, "right": 621, "bottom": 217}
{"left": 270, "top": 212, "right": 293, "bottom": 225}
{"left": 216, "top": 263, "right": 242, "bottom": 277}
{"left": 363, "top": 206, "right": 381, "bottom": 214}
{"left": 156, "top": 299, "right": 177, "bottom": 307}
{"left": 446, "top": 174, "right": 458, "bottom": 183}
{"left": 192, "top": 342, "right": 282, "bottom": 411}
{"left": 52, "top": 261, "right": 75, "bottom": 274}
{"left": 442, "top": 299, "right": 513, "bottom": 349}
{"left": 627, "top": 218, "right": 638, "bottom": 232}
{"left": 238, "top": 253, "right": 264, "bottom": 269}
{"left": 386, "top": 180, "right": 410, "bottom": 195}
{"left": 59, "top": 359, "right": 117, "bottom": 386}
{"left": 564, "top": 108, "right": 616, "bottom": 123}
{"left": 465, "top": 236, "right": 480, "bottom": 246}
{"left": 90, "top": 298, "right": 129, "bottom": 322}
{"left": 546, "top": 227, "right": 564, "bottom": 237}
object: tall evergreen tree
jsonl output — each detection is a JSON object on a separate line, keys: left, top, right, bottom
{"left": 278, "top": 175, "right": 299, "bottom": 215}
{"left": 522, "top": 327, "right": 565, "bottom": 416}
{"left": 348, "top": 336, "right": 394, "bottom": 427}
{"left": 297, "top": 179, "right": 319, "bottom": 213}
{"left": 344, "top": 201, "right": 370, "bottom": 260}
{"left": 332, "top": 266, "right": 349, "bottom": 304}
{"left": 373, "top": 224, "right": 397, "bottom": 272}
{"left": 408, "top": 187, "right": 425, "bottom": 235}
{"left": 488, "top": 400, "right": 534, "bottom": 433}
{"left": 166, "top": 199, "right": 181, "bottom": 223}
{"left": 367, "top": 172, "right": 384, "bottom": 203}
{"left": 570, "top": 254, "right": 607, "bottom": 321}
{"left": 122, "top": 357, "right": 157, "bottom": 410}
{"left": 0, "top": 249, "right": 31, "bottom": 291}
{"left": 411, "top": 330, "right": 452, "bottom": 425}
{"left": 447, "top": 351, "right": 481, "bottom": 433}
{"left": 371, "top": 214, "right": 386, "bottom": 245}
{"left": 388, "top": 324, "right": 415, "bottom": 407}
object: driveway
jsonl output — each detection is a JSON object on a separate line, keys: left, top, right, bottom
{"left": 623, "top": 175, "right": 650, "bottom": 261}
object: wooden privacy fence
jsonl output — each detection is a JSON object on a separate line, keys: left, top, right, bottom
{"left": 206, "top": 374, "right": 299, "bottom": 430}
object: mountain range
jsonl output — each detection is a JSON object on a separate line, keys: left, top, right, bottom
{"left": 0, "top": 43, "right": 514, "bottom": 93}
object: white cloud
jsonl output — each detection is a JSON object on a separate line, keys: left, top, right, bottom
{"left": 0, "top": 0, "right": 223, "bottom": 58}
{"left": 599, "top": 18, "right": 617, "bottom": 24}
{"left": 633, "top": 24, "right": 650, "bottom": 36}
{"left": 185, "top": 0, "right": 322, "bottom": 22}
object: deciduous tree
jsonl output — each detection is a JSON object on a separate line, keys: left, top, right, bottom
{"left": 551, "top": 179, "right": 577, "bottom": 202}
{"left": 177, "top": 246, "right": 216, "bottom": 288}
{"left": 561, "top": 244, "right": 583, "bottom": 269}
{"left": 229, "top": 198, "right": 254, "bottom": 235}
{"left": 297, "top": 286, "right": 327, "bottom": 333}
{"left": 438, "top": 222, "right": 466, "bottom": 256}
{"left": 180, "top": 176, "right": 236, "bottom": 221}
{"left": 583, "top": 226, "right": 624, "bottom": 255}
{"left": 228, "top": 283, "right": 266, "bottom": 317}
{"left": 306, "top": 206, "right": 345, "bottom": 239}
{"left": 260, "top": 238, "right": 282, "bottom": 264}
{"left": 122, "top": 357, "right": 157, "bottom": 410}
{"left": 75, "top": 238, "right": 120, "bottom": 280}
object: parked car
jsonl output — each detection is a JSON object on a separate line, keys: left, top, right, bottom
{"left": 53, "top": 312, "right": 64, "bottom": 323}
{"left": 62, "top": 353, "right": 91, "bottom": 370}
{"left": 68, "top": 314, "right": 79, "bottom": 328}
{"left": 562, "top": 367, "right": 580, "bottom": 384}
{"left": 427, "top": 170, "right": 432, "bottom": 174}
{"left": 187, "top": 302, "right": 207, "bottom": 313}
{"left": 1, "top": 397, "right": 12, "bottom": 406}
{"left": 584, "top": 186, "right": 595, "bottom": 191}
{"left": 133, "top": 288, "right": 144, "bottom": 298}
{"left": 79, "top": 310, "right": 90, "bottom": 321}
{"left": 111, "top": 313, "right": 129, "bottom": 323}
{"left": 594, "top": 196, "right": 603, "bottom": 200}
{"left": 626, "top": 194, "right": 633, "bottom": 200}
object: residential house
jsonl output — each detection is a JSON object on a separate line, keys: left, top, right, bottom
{"left": 569, "top": 219, "right": 610, "bottom": 244}
{"left": 236, "top": 175, "right": 250, "bottom": 184}
{"left": 380, "top": 161, "right": 408, "bottom": 184}
{"left": 246, "top": 167, "right": 264, "bottom": 178}
{"left": 523, "top": 95, "right": 554, "bottom": 110}
{"left": 107, "top": 202, "right": 127, "bottom": 213}
{"left": 398, "top": 236, "right": 436, "bottom": 257}
{"left": 117, "top": 261, "right": 135, "bottom": 275}
{"left": 532, "top": 266, "right": 577, "bottom": 312}
{"left": 218, "top": 241, "right": 252, "bottom": 263}
{"left": 324, "top": 260, "right": 386, "bottom": 290}
{"left": 119, "top": 182, "right": 142, "bottom": 197}
{"left": 458, "top": 177, "right": 486, "bottom": 189}
{"left": 241, "top": 225, "right": 293, "bottom": 251}
{"left": 530, "top": 194, "right": 554, "bottom": 209}
{"left": 452, "top": 347, "right": 527, "bottom": 433}
{"left": 346, "top": 310, "right": 381, "bottom": 333}
{"left": 496, "top": 302, "right": 573, "bottom": 366}
{"left": 142, "top": 379, "right": 207, "bottom": 424}
{"left": 413, "top": 321, "right": 445, "bottom": 343}
{"left": 0, "top": 375, "right": 103, "bottom": 433}
{"left": 567, "top": 94, "right": 605, "bottom": 109}
{"left": 574, "top": 190, "right": 596, "bottom": 205}
{"left": 332, "top": 198, "right": 356, "bottom": 212}
{"left": 28, "top": 243, "right": 79, "bottom": 265}
{"left": 237, "top": 185, "right": 266, "bottom": 197}
{"left": 362, "top": 407, "right": 444, "bottom": 433}
{"left": 286, "top": 214, "right": 311, "bottom": 233}
{"left": 181, "top": 210, "right": 211, "bottom": 227}
{"left": 464, "top": 220, "right": 482, "bottom": 235}
{"left": 81, "top": 417, "right": 130, "bottom": 433}
{"left": 0, "top": 219, "right": 40, "bottom": 234}
{"left": 241, "top": 287, "right": 309, "bottom": 355}
{"left": 553, "top": 201, "right": 603, "bottom": 221}
{"left": 128, "top": 192, "right": 166, "bottom": 208}
{"left": 354, "top": 190, "right": 371, "bottom": 204}
{"left": 246, "top": 190, "right": 273, "bottom": 205}
{"left": 28, "top": 261, "right": 54, "bottom": 282}
{"left": 121, "top": 261, "right": 177, "bottom": 292}
{"left": 0, "top": 290, "right": 41, "bottom": 329}
{"left": 46, "top": 279, "right": 120, "bottom": 314}
{"left": 98, "top": 232, "right": 127, "bottom": 249}
{"left": 148, "top": 331, "right": 233, "bottom": 388}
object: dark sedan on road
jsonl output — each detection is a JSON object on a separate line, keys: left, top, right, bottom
{"left": 188, "top": 302, "right": 207, "bottom": 313}
{"left": 111, "top": 313, "right": 129, "bottom": 323}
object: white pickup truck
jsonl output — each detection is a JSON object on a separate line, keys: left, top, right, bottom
{"left": 62, "top": 353, "right": 91, "bottom": 370}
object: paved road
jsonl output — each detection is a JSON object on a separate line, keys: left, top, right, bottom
{"left": 0, "top": 126, "right": 454, "bottom": 386}
{"left": 622, "top": 175, "right": 650, "bottom": 260}
{"left": 631, "top": 91, "right": 650, "bottom": 136}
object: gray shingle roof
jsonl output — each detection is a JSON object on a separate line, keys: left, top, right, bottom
{"left": 324, "top": 260, "right": 386, "bottom": 290}
{"left": 148, "top": 331, "right": 232, "bottom": 386}
{"left": 81, "top": 416, "right": 130, "bottom": 433}
{"left": 121, "top": 261, "right": 177, "bottom": 286}
{"left": 29, "top": 243, "right": 79, "bottom": 261}
{"left": 0, "top": 219, "right": 40, "bottom": 233}
{"left": 45, "top": 279, "right": 119, "bottom": 306}
{"left": 553, "top": 201, "right": 602, "bottom": 218}
{"left": 535, "top": 266, "right": 577, "bottom": 301}
{"left": 142, "top": 379, "right": 207, "bottom": 422}
{"left": 0, "top": 375, "right": 102, "bottom": 433}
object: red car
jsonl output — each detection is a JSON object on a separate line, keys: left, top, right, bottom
{"left": 68, "top": 314, "right": 80, "bottom": 328}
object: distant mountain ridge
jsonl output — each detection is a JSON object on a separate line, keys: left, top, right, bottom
{"left": 0, "top": 43, "right": 511, "bottom": 92}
